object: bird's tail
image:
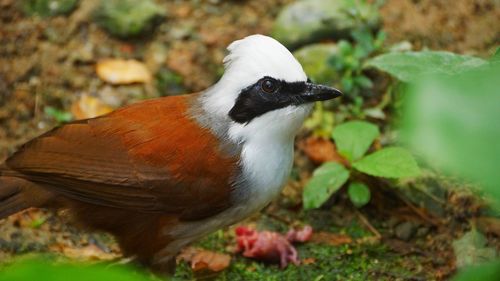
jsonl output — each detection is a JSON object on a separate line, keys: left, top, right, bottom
{"left": 0, "top": 176, "right": 30, "bottom": 219}
{"left": 0, "top": 165, "right": 55, "bottom": 219}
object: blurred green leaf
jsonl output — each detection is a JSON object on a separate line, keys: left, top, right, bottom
{"left": 352, "top": 147, "right": 420, "bottom": 178}
{"left": 354, "top": 75, "right": 373, "bottom": 89}
{"left": 0, "top": 259, "right": 156, "bottom": 281}
{"left": 337, "top": 40, "right": 353, "bottom": 57}
{"left": 347, "top": 182, "right": 371, "bottom": 208}
{"left": 491, "top": 47, "right": 500, "bottom": 62}
{"left": 304, "top": 102, "right": 336, "bottom": 138}
{"left": 303, "top": 162, "right": 350, "bottom": 209}
{"left": 365, "top": 51, "right": 487, "bottom": 82}
{"left": 44, "top": 106, "right": 73, "bottom": 123}
{"left": 30, "top": 217, "right": 46, "bottom": 229}
{"left": 332, "top": 120, "right": 380, "bottom": 161}
{"left": 452, "top": 259, "right": 500, "bottom": 281}
{"left": 402, "top": 61, "right": 500, "bottom": 206}
{"left": 351, "top": 29, "right": 375, "bottom": 58}
{"left": 21, "top": 0, "right": 78, "bottom": 17}
{"left": 341, "top": 77, "right": 354, "bottom": 93}
{"left": 374, "top": 31, "right": 386, "bottom": 49}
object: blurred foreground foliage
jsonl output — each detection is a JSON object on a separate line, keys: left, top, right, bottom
{"left": 0, "top": 258, "right": 157, "bottom": 281}
{"left": 367, "top": 47, "right": 500, "bottom": 280}
{"left": 368, "top": 48, "right": 500, "bottom": 207}
{"left": 452, "top": 259, "right": 500, "bottom": 281}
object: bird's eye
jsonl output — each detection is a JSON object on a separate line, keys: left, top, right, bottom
{"left": 261, "top": 78, "right": 278, "bottom": 94}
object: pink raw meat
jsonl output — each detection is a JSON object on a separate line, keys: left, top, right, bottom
{"left": 235, "top": 225, "right": 313, "bottom": 268}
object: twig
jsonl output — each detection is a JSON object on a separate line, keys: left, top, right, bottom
{"left": 354, "top": 208, "right": 381, "bottom": 240}
{"left": 410, "top": 182, "right": 446, "bottom": 205}
{"left": 396, "top": 191, "right": 443, "bottom": 226}
{"left": 265, "top": 212, "right": 293, "bottom": 225}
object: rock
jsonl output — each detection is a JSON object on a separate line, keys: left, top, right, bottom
{"left": 415, "top": 226, "right": 430, "bottom": 238}
{"left": 272, "top": 0, "right": 380, "bottom": 49}
{"left": 20, "top": 0, "right": 78, "bottom": 17}
{"left": 94, "top": 0, "right": 165, "bottom": 38}
{"left": 453, "top": 229, "right": 497, "bottom": 268}
{"left": 394, "top": 221, "right": 417, "bottom": 241}
{"left": 293, "top": 43, "right": 340, "bottom": 85}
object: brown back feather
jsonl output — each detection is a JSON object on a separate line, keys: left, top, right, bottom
{"left": 5, "top": 95, "right": 238, "bottom": 220}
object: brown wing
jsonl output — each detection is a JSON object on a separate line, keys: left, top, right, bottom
{"left": 5, "top": 95, "right": 238, "bottom": 220}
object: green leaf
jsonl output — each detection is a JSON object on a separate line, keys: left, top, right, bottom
{"left": 354, "top": 75, "right": 374, "bottom": 89}
{"left": 337, "top": 40, "right": 353, "bottom": 56}
{"left": 365, "top": 51, "right": 487, "bottom": 82}
{"left": 352, "top": 147, "right": 420, "bottom": 178}
{"left": 303, "top": 162, "right": 350, "bottom": 209}
{"left": 347, "top": 182, "right": 371, "bottom": 208}
{"left": 351, "top": 29, "right": 375, "bottom": 59}
{"left": 453, "top": 259, "right": 500, "bottom": 281}
{"left": 332, "top": 121, "right": 380, "bottom": 161}
{"left": 491, "top": 47, "right": 500, "bottom": 62}
{"left": 44, "top": 106, "right": 73, "bottom": 123}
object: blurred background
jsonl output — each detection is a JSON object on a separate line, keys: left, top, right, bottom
{"left": 0, "top": 0, "right": 499, "bottom": 280}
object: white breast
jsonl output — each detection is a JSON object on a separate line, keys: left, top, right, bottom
{"left": 236, "top": 136, "right": 294, "bottom": 213}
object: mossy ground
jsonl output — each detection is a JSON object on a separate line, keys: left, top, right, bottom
{"left": 173, "top": 209, "right": 431, "bottom": 281}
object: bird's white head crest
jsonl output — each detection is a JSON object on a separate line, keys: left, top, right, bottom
{"left": 203, "top": 35, "right": 307, "bottom": 117}
{"left": 223, "top": 35, "right": 308, "bottom": 85}
{"left": 201, "top": 34, "right": 341, "bottom": 143}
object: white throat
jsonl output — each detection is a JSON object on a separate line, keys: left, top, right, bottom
{"left": 228, "top": 105, "right": 312, "bottom": 212}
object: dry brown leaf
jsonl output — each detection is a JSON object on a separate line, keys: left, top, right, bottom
{"left": 299, "top": 136, "right": 349, "bottom": 166}
{"left": 96, "top": 59, "right": 152, "bottom": 84}
{"left": 310, "top": 232, "right": 353, "bottom": 246}
{"left": 178, "top": 247, "right": 231, "bottom": 272}
{"left": 302, "top": 257, "right": 316, "bottom": 265}
{"left": 71, "top": 94, "right": 114, "bottom": 119}
{"left": 60, "top": 244, "right": 119, "bottom": 261}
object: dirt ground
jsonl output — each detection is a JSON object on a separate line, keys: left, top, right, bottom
{"left": 0, "top": 0, "right": 499, "bottom": 280}
{"left": 381, "top": 0, "right": 500, "bottom": 55}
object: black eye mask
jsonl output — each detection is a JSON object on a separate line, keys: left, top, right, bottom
{"left": 228, "top": 76, "right": 342, "bottom": 124}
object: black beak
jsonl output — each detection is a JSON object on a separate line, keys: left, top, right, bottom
{"left": 299, "top": 83, "right": 343, "bottom": 103}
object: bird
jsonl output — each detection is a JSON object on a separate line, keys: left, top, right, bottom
{"left": 0, "top": 34, "right": 342, "bottom": 273}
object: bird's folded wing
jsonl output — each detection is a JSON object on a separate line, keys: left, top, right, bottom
{"left": 5, "top": 96, "right": 238, "bottom": 220}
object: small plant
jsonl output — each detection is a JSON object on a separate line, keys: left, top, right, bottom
{"left": 304, "top": 28, "right": 386, "bottom": 137}
{"left": 44, "top": 106, "right": 73, "bottom": 123}
{"left": 20, "top": 0, "right": 79, "bottom": 17}
{"left": 329, "top": 29, "right": 385, "bottom": 98}
{"left": 303, "top": 120, "right": 420, "bottom": 209}
{"left": 94, "top": 0, "right": 166, "bottom": 38}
